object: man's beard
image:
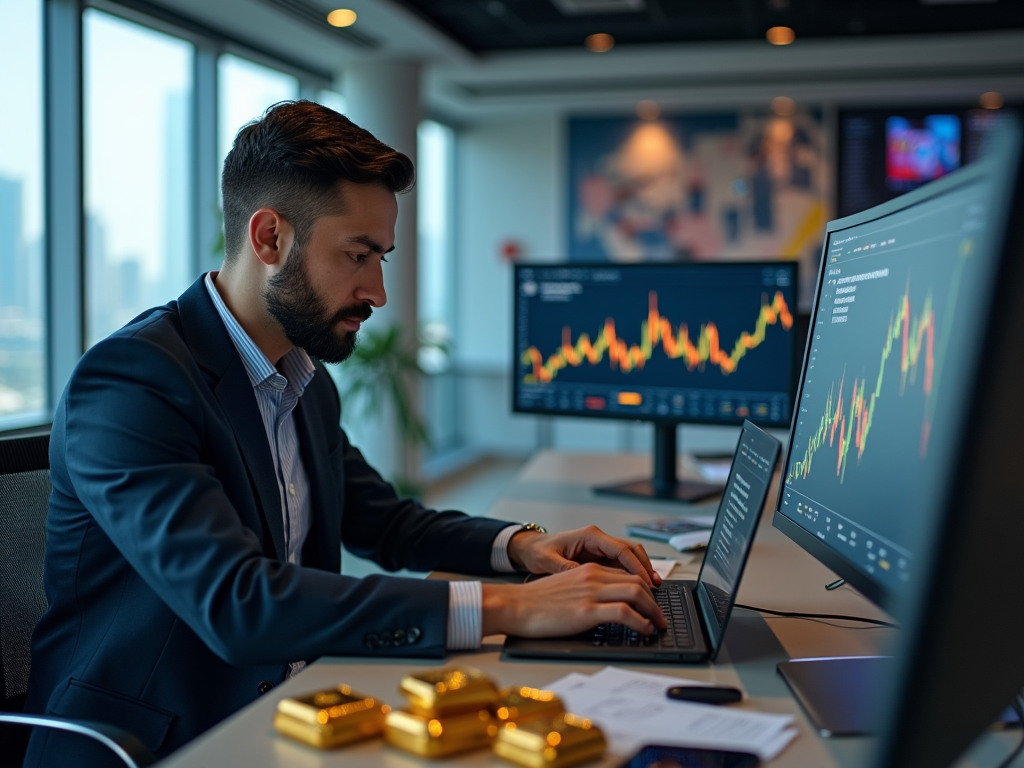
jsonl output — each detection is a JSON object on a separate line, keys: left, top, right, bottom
{"left": 264, "top": 246, "right": 372, "bottom": 364}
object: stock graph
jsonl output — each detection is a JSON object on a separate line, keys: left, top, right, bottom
{"left": 513, "top": 263, "right": 797, "bottom": 426}
{"left": 786, "top": 277, "right": 942, "bottom": 484}
{"left": 521, "top": 289, "right": 793, "bottom": 384}
{"left": 777, "top": 174, "right": 996, "bottom": 590}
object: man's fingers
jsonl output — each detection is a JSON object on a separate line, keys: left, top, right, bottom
{"left": 628, "top": 541, "right": 661, "bottom": 585}
{"left": 594, "top": 580, "right": 667, "bottom": 629}
{"left": 589, "top": 602, "right": 658, "bottom": 635}
{"left": 582, "top": 529, "right": 656, "bottom": 587}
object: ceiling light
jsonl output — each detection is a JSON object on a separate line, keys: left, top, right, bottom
{"left": 327, "top": 8, "right": 357, "bottom": 27}
{"left": 771, "top": 96, "right": 795, "bottom": 116}
{"left": 980, "top": 91, "right": 1004, "bottom": 110}
{"left": 636, "top": 100, "right": 660, "bottom": 120}
{"left": 585, "top": 33, "right": 615, "bottom": 53}
{"left": 766, "top": 26, "right": 795, "bottom": 45}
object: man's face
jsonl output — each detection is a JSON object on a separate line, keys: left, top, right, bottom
{"left": 264, "top": 182, "right": 396, "bottom": 363}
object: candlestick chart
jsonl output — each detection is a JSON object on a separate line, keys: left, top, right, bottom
{"left": 521, "top": 290, "right": 793, "bottom": 385}
{"left": 787, "top": 249, "right": 967, "bottom": 486}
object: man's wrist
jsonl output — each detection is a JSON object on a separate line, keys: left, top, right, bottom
{"left": 507, "top": 526, "right": 546, "bottom": 570}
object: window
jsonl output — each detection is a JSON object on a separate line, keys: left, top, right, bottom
{"left": 83, "top": 9, "right": 195, "bottom": 346}
{"left": 218, "top": 54, "right": 300, "bottom": 165}
{"left": 417, "top": 120, "right": 458, "bottom": 453}
{"left": 0, "top": 0, "right": 46, "bottom": 429}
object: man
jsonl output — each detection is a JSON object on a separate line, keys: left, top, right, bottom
{"left": 24, "top": 101, "right": 666, "bottom": 767}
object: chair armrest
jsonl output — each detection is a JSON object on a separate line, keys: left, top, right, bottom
{"left": 0, "top": 712, "right": 157, "bottom": 767}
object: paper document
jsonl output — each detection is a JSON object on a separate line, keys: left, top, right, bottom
{"left": 650, "top": 559, "right": 679, "bottom": 580}
{"left": 546, "top": 667, "right": 797, "bottom": 760}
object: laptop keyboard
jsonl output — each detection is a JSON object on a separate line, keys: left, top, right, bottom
{"left": 580, "top": 582, "right": 694, "bottom": 649}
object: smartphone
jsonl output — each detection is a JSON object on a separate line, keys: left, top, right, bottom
{"left": 621, "top": 744, "right": 759, "bottom": 768}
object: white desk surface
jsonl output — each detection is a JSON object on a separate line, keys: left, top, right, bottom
{"left": 159, "top": 451, "right": 1021, "bottom": 768}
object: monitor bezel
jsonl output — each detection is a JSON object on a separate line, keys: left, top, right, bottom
{"left": 771, "top": 153, "right": 997, "bottom": 613}
{"left": 510, "top": 260, "right": 800, "bottom": 429}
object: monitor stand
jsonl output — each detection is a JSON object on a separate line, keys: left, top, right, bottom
{"left": 593, "top": 423, "right": 725, "bottom": 503}
{"left": 777, "top": 656, "right": 894, "bottom": 737}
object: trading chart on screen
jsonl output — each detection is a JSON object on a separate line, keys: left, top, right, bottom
{"left": 778, "top": 177, "right": 997, "bottom": 591}
{"left": 514, "top": 263, "right": 797, "bottom": 426}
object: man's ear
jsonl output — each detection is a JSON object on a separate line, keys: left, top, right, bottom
{"left": 248, "top": 207, "right": 294, "bottom": 267}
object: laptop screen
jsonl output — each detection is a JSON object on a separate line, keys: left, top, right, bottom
{"left": 697, "top": 420, "right": 781, "bottom": 656}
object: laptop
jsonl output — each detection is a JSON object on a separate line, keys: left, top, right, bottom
{"left": 503, "top": 420, "right": 781, "bottom": 663}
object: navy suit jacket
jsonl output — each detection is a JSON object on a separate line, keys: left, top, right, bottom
{"left": 24, "top": 276, "right": 511, "bottom": 766}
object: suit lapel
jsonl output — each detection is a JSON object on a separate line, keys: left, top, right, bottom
{"left": 295, "top": 388, "right": 340, "bottom": 572}
{"left": 177, "top": 276, "right": 286, "bottom": 561}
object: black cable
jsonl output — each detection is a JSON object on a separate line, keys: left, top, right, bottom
{"left": 733, "top": 603, "right": 900, "bottom": 628}
{"left": 994, "top": 692, "right": 1024, "bottom": 768}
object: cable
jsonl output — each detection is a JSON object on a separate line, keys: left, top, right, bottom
{"left": 733, "top": 603, "right": 900, "bottom": 628}
{"left": 994, "top": 691, "right": 1024, "bottom": 768}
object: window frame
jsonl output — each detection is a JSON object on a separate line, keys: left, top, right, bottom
{"left": 2, "top": 0, "right": 335, "bottom": 434}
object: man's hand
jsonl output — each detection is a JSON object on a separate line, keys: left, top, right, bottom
{"left": 481, "top": 563, "right": 668, "bottom": 638}
{"left": 507, "top": 524, "right": 662, "bottom": 588}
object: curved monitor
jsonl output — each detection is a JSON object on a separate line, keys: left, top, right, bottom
{"left": 512, "top": 261, "right": 798, "bottom": 428}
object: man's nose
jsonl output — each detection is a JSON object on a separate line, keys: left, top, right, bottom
{"left": 354, "top": 260, "right": 387, "bottom": 307}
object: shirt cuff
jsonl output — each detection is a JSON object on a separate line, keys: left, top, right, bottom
{"left": 490, "top": 524, "right": 523, "bottom": 573}
{"left": 446, "top": 580, "right": 483, "bottom": 650}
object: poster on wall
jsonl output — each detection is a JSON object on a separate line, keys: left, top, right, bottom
{"left": 568, "top": 112, "right": 831, "bottom": 302}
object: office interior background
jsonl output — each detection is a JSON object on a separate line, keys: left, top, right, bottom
{"left": 2, "top": 0, "right": 1023, "bottom": 499}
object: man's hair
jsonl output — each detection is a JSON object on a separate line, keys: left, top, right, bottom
{"left": 221, "top": 100, "right": 415, "bottom": 262}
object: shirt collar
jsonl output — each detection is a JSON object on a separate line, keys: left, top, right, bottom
{"left": 204, "top": 272, "right": 316, "bottom": 396}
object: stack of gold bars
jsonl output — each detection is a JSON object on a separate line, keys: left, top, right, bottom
{"left": 273, "top": 666, "right": 606, "bottom": 768}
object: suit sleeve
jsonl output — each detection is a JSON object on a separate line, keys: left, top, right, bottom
{"left": 60, "top": 331, "right": 452, "bottom": 664}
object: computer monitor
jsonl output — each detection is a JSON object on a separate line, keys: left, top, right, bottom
{"left": 512, "top": 261, "right": 798, "bottom": 501}
{"left": 838, "top": 105, "right": 1020, "bottom": 218}
{"left": 774, "top": 119, "right": 1024, "bottom": 765}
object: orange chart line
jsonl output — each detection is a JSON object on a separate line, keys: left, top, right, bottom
{"left": 521, "top": 291, "right": 793, "bottom": 384}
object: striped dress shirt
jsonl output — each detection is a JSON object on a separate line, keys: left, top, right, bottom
{"left": 204, "top": 273, "right": 520, "bottom": 652}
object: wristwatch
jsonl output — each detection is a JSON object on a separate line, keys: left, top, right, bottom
{"left": 517, "top": 523, "right": 548, "bottom": 535}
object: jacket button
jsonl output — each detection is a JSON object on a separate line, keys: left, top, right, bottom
{"left": 407, "top": 627, "right": 421, "bottom": 644}
{"left": 378, "top": 633, "right": 392, "bottom": 649}
{"left": 256, "top": 681, "right": 274, "bottom": 695}
{"left": 393, "top": 629, "right": 406, "bottom": 645}
{"left": 365, "top": 633, "right": 380, "bottom": 649}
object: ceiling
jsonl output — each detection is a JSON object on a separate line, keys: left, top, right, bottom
{"left": 139, "top": 0, "right": 1024, "bottom": 120}
{"left": 395, "top": 0, "right": 1024, "bottom": 52}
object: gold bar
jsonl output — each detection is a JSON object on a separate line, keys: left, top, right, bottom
{"left": 273, "top": 686, "right": 390, "bottom": 749}
{"left": 493, "top": 687, "right": 567, "bottom": 725}
{"left": 384, "top": 708, "right": 498, "bottom": 757}
{"left": 494, "top": 714, "right": 607, "bottom": 768}
{"left": 399, "top": 667, "right": 499, "bottom": 717}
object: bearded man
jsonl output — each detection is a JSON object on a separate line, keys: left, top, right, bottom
{"left": 23, "top": 101, "right": 665, "bottom": 767}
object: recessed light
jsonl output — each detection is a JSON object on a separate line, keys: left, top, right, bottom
{"left": 766, "top": 26, "right": 795, "bottom": 45}
{"left": 327, "top": 8, "right": 357, "bottom": 27}
{"left": 980, "top": 91, "right": 1004, "bottom": 110}
{"left": 585, "top": 33, "right": 615, "bottom": 52}
{"left": 771, "top": 96, "right": 795, "bottom": 116}
{"left": 636, "top": 100, "right": 660, "bottom": 120}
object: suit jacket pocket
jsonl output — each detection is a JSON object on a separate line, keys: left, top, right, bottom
{"left": 50, "top": 678, "right": 176, "bottom": 752}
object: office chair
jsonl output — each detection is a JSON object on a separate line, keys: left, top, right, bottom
{"left": 0, "top": 430, "right": 157, "bottom": 768}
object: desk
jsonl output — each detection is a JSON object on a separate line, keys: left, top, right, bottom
{"left": 159, "top": 451, "right": 1021, "bottom": 768}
